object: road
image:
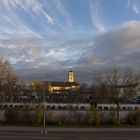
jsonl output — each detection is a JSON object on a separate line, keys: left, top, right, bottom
{"left": 0, "top": 127, "right": 140, "bottom": 140}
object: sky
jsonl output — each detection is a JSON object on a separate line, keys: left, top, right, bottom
{"left": 0, "top": 0, "right": 140, "bottom": 83}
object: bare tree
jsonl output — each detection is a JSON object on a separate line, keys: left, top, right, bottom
{"left": 5, "top": 66, "right": 19, "bottom": 102}
{"left": 0, "top": 58, "right": 9, "bottom": 83}
{"left": 0, "top": 58, "right": 18, "bottom": 102}
{"left": 104, "top": 66, "right": 140, "bottom": 124}
{"left": 90, "top": 71, "right": 107, "bottom": 108}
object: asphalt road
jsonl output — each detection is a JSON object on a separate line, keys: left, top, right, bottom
{"left": 0, "top": 127, "right": 140, "bottom": 140}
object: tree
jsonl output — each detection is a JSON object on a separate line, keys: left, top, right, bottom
{"left": 90, "top": 71, "right": 107, "bottom": 108}
{"left": 0, "top": 58, "right": 9, "bottom": 92}
{"left": 3, "top": 61, "right": 18, "bottom": 102}
{"left": 0, "top": 58, "right": 19, "bottom": 101}
{"left": 0, "top": 57, "right": 18, "bottom": 100}
{"left": 104, "top": 66, "right": 140, "bottom": 124}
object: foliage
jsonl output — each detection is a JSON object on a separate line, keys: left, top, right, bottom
{"left": 127, "top": 109, "right": 140, "bottom": 125}
{"left": 58, "top": 113, "right": 66, "bottom": 125}
{"left": 46, "top": 111, "right": 53, "bottom": 124}
{"left": 35, "top": 105, "right": 43, "bottom": 124}
{"left": 109, "top": 108, "right": 117, "bottom": 125}
{"left": 4, "top": 108, "right": 19, "bottom": 124}
{"left": 0, "top": 58, "right": 19, "bottom": 102}
{"left": 21, "top": 106, "right": 35, "bottom": 124}
{"left": 88, "top": 107, "right": 101, "bottom": 125}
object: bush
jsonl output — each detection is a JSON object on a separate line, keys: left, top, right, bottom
{"left": 4, "top": 108, "right": 19, "bottom": 124}
{"left": 58, "top": 113, "right": 65, "bottom": 125}
{"left": 20, "top": 107, "right": 35, "bottom": 124}
{"left": 46, "top": 112, "right": 53, "bottom": 125}
{"left": 88, "top": 107, "right": 101, "bottom": 125}
{"left": 127, "top": 109, "right": 140, "bottom": 125}
{"left": 109, "top": 108, "right": 117, "bottom": 125}
{"left": 35, "top": 105, "right": 43, "bottom": 124}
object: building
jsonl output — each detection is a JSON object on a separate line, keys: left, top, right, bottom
{"left": 44, "top": 71, "right": 80, "bottom": 94}
{"left": 32, "top": 71, "right": 80, "bottom": 94}
{"left": 43, "top": 81, "right": 80, "bottom": 94}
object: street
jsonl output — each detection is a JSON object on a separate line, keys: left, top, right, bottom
{"left": 0, "top": 127, "right": 140, "bottom": 140}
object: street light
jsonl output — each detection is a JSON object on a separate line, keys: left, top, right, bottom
{"left": 41, "top": 83, "right": 47, "bottom": 135}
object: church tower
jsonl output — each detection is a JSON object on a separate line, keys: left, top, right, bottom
{"left": 68, "top": 71, "right": 74, "bottom": 82}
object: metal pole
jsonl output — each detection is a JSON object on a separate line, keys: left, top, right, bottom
{"left": 42, "top": 85, "right": 47, "bottom": 134}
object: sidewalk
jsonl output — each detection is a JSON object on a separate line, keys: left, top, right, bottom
{"left": 0, "top": 126, "right": 140, "bottom": 132}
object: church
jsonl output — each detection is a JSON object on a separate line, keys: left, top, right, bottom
{"left": 32, "top": 71, "right": 80, "bottom": 94}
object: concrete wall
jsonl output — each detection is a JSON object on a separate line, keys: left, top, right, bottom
{"left": 0, "top": 103, "right": 139, "bottom": 123}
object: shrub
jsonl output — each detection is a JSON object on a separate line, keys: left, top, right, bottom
{"left": 21, "top": 107, "right": 35, "bottom": 124}
{"left": 4, "top": 108, "right": 19, "bottom": 124}
{"left": 88, "top": 107, "right": 101, "bottom": 125}
{"left": 46, "top": 112, "right": 53, "bottom": 124}
{"left": 58, "top": 113, "right": 66, "bottom": 125}
{"left": 35, "top": 105, "right": 43, "bottom": 124}
{"left": 109, "top": 108, "right": 117, "bottom": 125}
{"left": 127, "top": 109, "right": 140, "bottom": 125}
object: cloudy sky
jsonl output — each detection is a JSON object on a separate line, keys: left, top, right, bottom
{"left": 0, "top": 0, "right": 140, "bottom": 83}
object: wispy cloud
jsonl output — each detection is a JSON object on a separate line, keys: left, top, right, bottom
{"left": 2, "top": 0, "right": 54, "bottom": 24}
{"left": 89, "top": 0, "right": 106, "bottom": 32}
{"left": 1, "top": 20, "right": 140, "bottom": 83}
{"left": 0, "top": 1, "right": 42, "bottom": 39}
{"left": 128, "top": 0, "right": 140, "bottom": 14}
{"left": 44, "top": 0, "right": 74, "bottom": 30}
{"left": 0, "top": 0, "right": 75, "bottom": 39}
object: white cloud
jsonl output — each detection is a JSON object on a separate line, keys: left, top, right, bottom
{"left": 0, "top": 0, "right": 75, "bottom": 39}
{"left": 128, "top": 0, "right": 140, "bottom": 14}
{"left": 0, "top": 1, "right": 42, "bottom": 39}
{"left": 53, "top": 0, "right": 73, "bottom": 28}
{"left": 3, "top": 0, "right": 54, "bottom": 24}
{"left": 89, "top": 0, "right": 106, "bottom": 32}
{"left": 1, "top": 19, "right": 140, "bottom": 83}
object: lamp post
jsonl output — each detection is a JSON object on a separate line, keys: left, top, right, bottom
{"left": 42, "top": 83, "right": 47, "bottom": 135}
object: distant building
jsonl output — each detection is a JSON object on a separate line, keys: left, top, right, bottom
{"left": 43, "top": 81, "right": 80, "bottom": 94}
{"left": 32, "top": 71, "right": 80, "bottom": 94}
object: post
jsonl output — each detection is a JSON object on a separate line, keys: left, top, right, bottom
{"left": 42, "top": 85, "right": 47, "bottom": 134}
{"left": 116, "top": 101, "right": 120, "bottom": 125}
